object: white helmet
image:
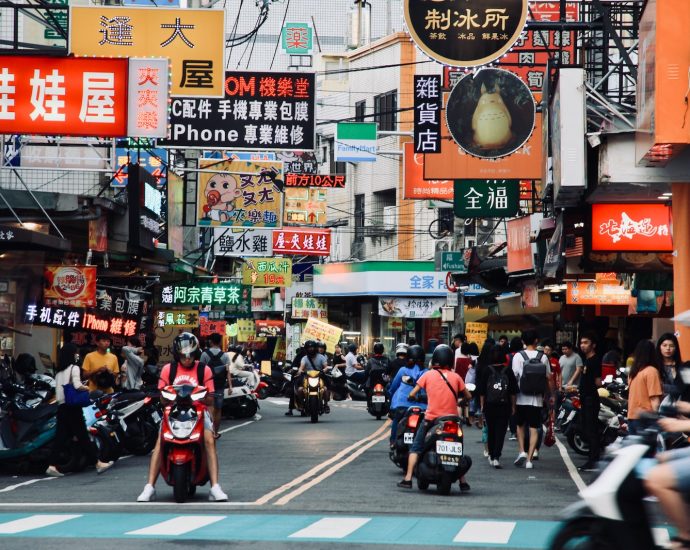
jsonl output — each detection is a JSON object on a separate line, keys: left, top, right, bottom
{"left": 395, "top": 343, "right": 409, "bottom": 356}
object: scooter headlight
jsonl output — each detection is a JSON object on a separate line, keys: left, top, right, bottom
{"left": 169, "top": 418, "right": 196, "bottom": 439}
{"left": 307, "top": 377, "right": 320, "bottom": 388}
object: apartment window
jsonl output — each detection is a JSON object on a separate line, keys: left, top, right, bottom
{"left": 327, "top": 137, "right": 347, "bottom": 174}
{"left": 355, "top": 100, "right": 366, "bottom": 122}
{"left": 374, "top": 90, "right": 397, "bottom": 131}
{"left": 354, "top": 194, "right": 365, "bottom": 241}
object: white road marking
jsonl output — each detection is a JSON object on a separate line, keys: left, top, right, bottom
{"left": 0, "top": 514, "right": 81, "bottom": 534}
{"left": 0, "top": 477, "right": 57, "bottom": 493}
{"left": 453, "top": 520, "right": 516, "bottom": 544}
{"left": 218, "top": 420, "right": 254, "bottom": 435}
{"left": 126, "top": 515, "right": 226, "bottom": 536}
{"left": 554, "top": 436, "right": 587, "bottom": 491}
{"left": 288, "top": 517, "right": 371, "bottom": 539}
{"left": 266, "top": 397, "right": 289, "bottom": 405}
{"left": 0, "top": 502, "right": 259, "bottom": 508}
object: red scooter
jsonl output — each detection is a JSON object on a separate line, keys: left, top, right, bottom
{"left": 159, "top": 384, "right": 209, "bottom": 503}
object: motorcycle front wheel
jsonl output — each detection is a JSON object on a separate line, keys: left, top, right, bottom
{"left": 567, "top": 430, "right": 590, "bottom": 456}
{"left": 549, "top": 519, "right": 620, "bottom": 550}
{"left": 309, "top": 396, "right": 319, "bottom": 423}
{"left": 172, "top": 463, "right": 190, "bottom": 503}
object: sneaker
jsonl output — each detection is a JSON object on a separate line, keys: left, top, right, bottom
{"left": 514, "top": 452, "right": 527, "bottom": 467}
{"left": 578, "top": 462, "right": 598, "bottom": 472}
{"left": 532, "top": 450, "right": 539, "bottom": 461}
{"left": 488, "top": 456, "right": 493, "bottom": 465}
{"left": 209, "top": 484, "right": 228, "bottom": 501}
{"left": 284, "top": 410, "right": 294, "bottom": 416}
{"left": 509, "top": 435, "right": 517, "bottom": 441}
{"left": 137, "top": 484, "right": 156, "bottom": 502}
{"left": 459, "top": 482, "right": 471, "bottom": 492}
{"left": 494, "top": 460, "right": 502, "bottom": 469}
{"left": 45, "top": 466, "right": 64, "bottom": 477}
{"left": 397, "top": 479, "right": 412, "bottom": 489}
{"left": 96, "top": 461, "right": 114, "bottom": 475}
{"left": 324, "top": 405, "right": 331, "bottom": 414}
{"left": 483, "top": 449, "right": 489, "bottom": 458}
{"left": 526, "top": 461, "right": 534, "bottom": 469}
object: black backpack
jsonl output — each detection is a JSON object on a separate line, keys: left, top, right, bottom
{"left": 205, "top": 350, "right": 227, "bottom": 391}
{"left": 518, "top": 351, "right": 547, "bottom": 395}
{"left": 168, "top": 361, "right": 207, "bottom": 389}
{"left": 486, "top": 365, "right": 510, "bottom": 404}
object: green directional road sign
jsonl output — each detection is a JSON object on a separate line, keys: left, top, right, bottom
{"left": 454, "top": 179, "right": 520, "bottom": 218}
{"left": 439, "top": 251, "right": 467, "bottom": 273}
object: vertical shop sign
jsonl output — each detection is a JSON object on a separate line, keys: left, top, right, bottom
{"left": 88, "top": 217, "right": 108, "bottom": 252}
{"left": 507, "top": 216, "right": 534, "bottom": 273}
{"left": 127, "top": 58, "right": 170, "bottom": 138}
{"left": 403, "top": 142, "right": 453, "bottom": 200}
{"left": 414, "top": 75, "right": 442, "bottom": 153}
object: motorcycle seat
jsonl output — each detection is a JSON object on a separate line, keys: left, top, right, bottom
{"left": 13, "top": 403, "right": 57, "bottom": 422}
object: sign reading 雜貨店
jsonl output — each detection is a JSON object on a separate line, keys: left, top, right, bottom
{"left": 403, "top": 0, "right": 528, "bottom": 67}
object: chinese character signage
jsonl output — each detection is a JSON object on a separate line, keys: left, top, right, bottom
{"left": 155, "top": 309, "right": 198, "bottom": 328}
{"left": 566, "top": 282, "right": 631, "bottom": 306}
{"left": 162, "top": 71, "right": 316, "bottom": 149}
{"left": 453, "top": 179, "right": 520, "bottom": 218}
{"left": 507, "top": 216, "right": 534, "bottom": 273}
{"left": 283, "top": 188, "right": 327, "bottom": 225}
{"left": 242, "top": 258, "right": 293, "bottom": 288}
{"left": 159, "top": 282, "right": 251, "bottom": 309}
{"left": 213, "top": 228, "right": 274, "bottom": 257}
{"left": 199, "top": 317, "right": 226, "bottom": 338}
{"left": 69, "top": 7, "right": 225, "bottom": 97}
{"left": 591, "top": 203, "right": 673, "bottom": 252}
{"left": 301, "top": 318, "right": 342, "bottom": 354}
{"left": 24, "top": 304, "right": 84, "bottom": 329}
{"left": 403, "top": 142, "right": 452, "bottom": 200}
{"left": 127, "top": 58, "right": 170, "bottom": 138}
{"left": 378, "top": 297, "right": 445, "bottom": 319}
{"left": 197, "top": 159, "right": 283, "bottom": 228}
{"left": 335, "top": 123, "right": 377, "bottom": 162}
{"left": 291, "top": 297, "right": 328, "bottom": 320}
{"left": 285, "top": 174, "right": 345, "bottom": 188}
{"left": 273, "top": 228, "right": 331, "bottom": 256}
{"left": 96, "top": 287, "right": 146, "bottom": 319}
{"left": 82, "top": 310, "right": 141, "bottom": 337}
{"left": 404, "top": 0, "right": 528, "bottom": 67}
{"left": 0, "top": 55, "right": 128, "bottom": 137}
{"left": 465, "top": 321, "right": 489, "bottom": 348}
{"left": 113, "top": 144, "right": 167, "bottom": 189}
{"left": 44, "top": 265, "right": 97, "bottom": 307}
{"left": 414, "top": 75, "right": 442, "bottom": 153}
{"left": 276, "top": 151, "right": 317, "bottom": 174}
{"left": 281, "top": 22, "right": 313, "bottom": 55}
{"left": 236, "top": 319, "right": 255, "bottom": 342}
{"left": 446, "top": 69, "right": 536, "bottom": 159}
{"left": 256, "top": 320, "right": 286, "bottom": 338}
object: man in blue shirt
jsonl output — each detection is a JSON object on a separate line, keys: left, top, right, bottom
{"left": 388, "top": 344, "right": 427, "bottom": 446}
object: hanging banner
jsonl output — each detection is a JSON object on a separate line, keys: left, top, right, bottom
{"left": 543, "top": 215, "right": 563, "bottom": 278}
{"left": 453, "top": 179, "right": 520, "bottom": 218}
{"left": 199, "top": 317, "right": 226, "bottom": 338}
{"left": 507, "top": 216, "right": 534, "bottom": 273}
{"left": 256, "top": 320, "right": 286, "bottom": 338}
{"left": 159, "top": 282, "right": 251, "bottom": 310}
{"left": 446, "top": 69, "right": 536, "bottom": 159}
{"left": 283, "top": 188, "right": 327, "bottom": 225}
{"left": 162, "top": 70, "right": 316, "bottom": 149}
{"left": 522, "top": 281, "right": 539, "bottom": 308}
{"left": 335, "top": 123, "right": 376, "bottom": 162}
{"left": 403, "top": 142, "right": 453, "bottom": 200}
{"left": 414, "top": 74, "right": 442, "bottom": 153}
{"left": 236, "top": 318, "right": 255, "bottom": 342}
{"left": 197, "top": 159, "right": 283, "bottom": 228}
{"left": 155, "top": 309, "right": 199, "bottom": 328}
{"left": 301, "top": 318, "right": 342, "bottom": 354}
{"left": 69, "top": 6, "right": 225, "bottom": 97}
{"left": 591, "top": 203, "right": 673, "bottom": 252}
{"left": 378, "top": 297, "right": 445, "bottom": 319}
{"left": 291, "top": 296, "right": 328, "bottom": 320}
{"left": 242, "top": 257, "right": 293, "bottom": 288}
{"left": 566, "top": 282, "right": 631, "bottom": 306}
{"left": 127, "top": 58, "right": 170, "bottom": 138}
{"left": 88, "top": 217, "right": 108, "bottom": 252}
{"left": 284, "top": 174, "right": 345, "bottom": 188}
{"left": 0, "top": 55, "right": 128, "bottom": 137}
{"left": 403, "top": 0, "right": 528, "bottom": 67}
{"left": 213, "top": 228, "right": 274, "bottom": 257}
{"left": 465, "top": 321, "right": 489, "bottom": 349}
{"left": 273, "top": 228, "right": 331, "bottom": 256}
{"left": 44, "top": 265, "right": 97, "bottom": 307}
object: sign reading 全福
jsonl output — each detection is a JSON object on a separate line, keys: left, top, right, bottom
{"left": 454, "top": 180, "right": 520, "bottom": 218}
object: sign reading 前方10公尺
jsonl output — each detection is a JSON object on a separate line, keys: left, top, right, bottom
{"left": 69, "top": 6, "right": 225, "bottom": 97}
{"left": 454, "top": 180, "right": 520, "bottom": 218}
{"left": 335, "top": 123, "right": 377, "bottom": 162}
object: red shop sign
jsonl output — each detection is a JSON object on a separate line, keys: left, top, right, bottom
{"left": 0, "top": 55, "right": 128, "bottom": 137}
{"left": 272, "top": 228, "right": 331, "bottom": 256}
{"left": 591, "top": 203, "right": 673, "bottom": 252}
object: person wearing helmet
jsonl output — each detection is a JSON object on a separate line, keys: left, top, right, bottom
{"left": 397, "top": 344, "right": 472, "bottom": 490}
{"left": 137, "top": 332, "right": 228, "bottom": 502}
{"left": 366, "top": 342, "right": 390, "bottom": 390}
{"left": 388, "top": 344, "right": 428, "bottom": 446}
{"left": 390, "top": 343, "right": 409, "bottom": 380}
{"left": 296, "top": 340, "right": 330, "bottom": 413}
{"left": 345, "top": 343, "right": 366, "bottom": 383}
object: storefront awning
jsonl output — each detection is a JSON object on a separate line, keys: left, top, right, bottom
{"left": 0, "top": 225, "right": 70, "bottom": 252}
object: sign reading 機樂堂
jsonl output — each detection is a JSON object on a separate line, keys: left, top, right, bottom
{"left": 454, "top": 180, "right": 520, "bottom": 218}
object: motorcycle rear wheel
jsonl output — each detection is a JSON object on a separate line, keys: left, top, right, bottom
{"left": 172, "top": 463, "right": 190, "bottom": 504}
{"left": 437, "top": 475, "right": 452, "bottom": 496}
{"left": 549, "top": 519, "right": 620, "bottom": 550}
{"left": 567, "top": 430, "right": 590, "bottom": 456}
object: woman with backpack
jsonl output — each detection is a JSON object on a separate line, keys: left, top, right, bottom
{"left": 478, "top": 344, "right": 518, "bottom": 469}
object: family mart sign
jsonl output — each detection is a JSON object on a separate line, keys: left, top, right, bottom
{"left": 335, "top": 122, "right": 377, "bottom": 162}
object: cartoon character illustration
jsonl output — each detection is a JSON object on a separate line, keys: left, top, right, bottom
{"left": 471, "top": 83, "right": 514, "bottom": 150}
{"left": 202, "top": 172, "right": 242, "bottom": 223}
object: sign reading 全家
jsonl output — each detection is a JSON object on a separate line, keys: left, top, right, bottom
{"left": 454, "top": 180, "right": 520, "bottom": 218}
{"left": 414, "top": 75, "right": 442, "bottom": 153}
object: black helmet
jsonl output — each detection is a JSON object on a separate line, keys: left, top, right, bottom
{"left": 173, "top": 332, "right": 199, "bottom": 362}
{"left": 431, "top": 344, "right": 454, "bottom": 369}
{"left": 304, "top": 340, "right": 317, "bottom": 354}
{"left": 316, "top": 340, "right": 326, "bottom": 351}
{"left": 373, "top": 342, "right": 384, "bottom": 355}
{"left": 14, "top": 353, "right": 37, "bottom": 375}
{"left": 407, "top": 345, "right": 425, "bottom": 364}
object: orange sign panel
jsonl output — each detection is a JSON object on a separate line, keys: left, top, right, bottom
{"left": 591, "top": 203, "right": 673, "bottom": 252}
{"left": 566, "top": 282, "right": 631, "bottom": 306}
{"left": 403, "top": 142, "right": 453, "bottom": 199}
{"left": 43, "top": 266, "right": 97, "bottom": 307}
{"left": 507, "top": 216, "right": 533, "bottom": 273}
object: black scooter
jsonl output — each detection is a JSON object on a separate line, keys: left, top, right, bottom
{"left": 390, "top": 405, "right": 425, "bottom": 470}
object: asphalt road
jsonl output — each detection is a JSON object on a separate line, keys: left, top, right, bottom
{"left": 0, "top": 397, "right": 613, "bottom": 549}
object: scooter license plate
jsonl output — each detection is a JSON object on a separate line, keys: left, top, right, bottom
{"left": 436, "top": 441, "right": 462, "bottom": 456}
{"left": 372, "top": 395, "right": 386, "bottom": 403}
{"left": 403, "top": 432, "right": 414, "bottom": 444}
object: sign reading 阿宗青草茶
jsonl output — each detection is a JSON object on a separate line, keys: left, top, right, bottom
{"left": 414, "top": 75, "right": 442, "bottom": 154}
{"left": 242, "top": 257, "right": 293, "bottom": 288}
{"left": 213, "top": 228, "right": 274, "bottom": 257}
{"left": 70, "top": 6, "right": 225, "bottom": 97}
{"left": 454, "top": 180, "right": 520, "bottom": 218}
{"left": 159, "top": 282, "right": 251, "bottom": 312}
{"left": 335, "top": 123, "right": 377, "bottom": 162}
{"left": 162, "top": 71, "right": 316, "bottom": 150}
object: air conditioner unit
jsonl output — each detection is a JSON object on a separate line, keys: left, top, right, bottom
{"left": 435, "top": 238, "right": 452, "bottom": 253}
{"left": 382, "top": 206, "right": 396, "bottom": 231}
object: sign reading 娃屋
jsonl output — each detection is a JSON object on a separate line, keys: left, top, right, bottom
{"left": 273, "top": 228, "right": 331, "bottom": 256}
{"left": 69, "top": 7, "right": 225, "bottom": 97}
{"left": 242, "top": 257, "right": 293, "bottom": 288}
{"left": 0, "top": 56, "right": 128, "bottom": 137}
{"left": 591, "top": 203, "right": 673, "bottom": 252}
{"left": 454, "top": 180, "right": 520, "bottom": 218}
{"left": 162, "top": 71, "right": 316, "bottom": 150}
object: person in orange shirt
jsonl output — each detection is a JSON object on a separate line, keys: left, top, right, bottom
{"left": 627, "top": 339, "right": 663, "bottom": 435}
{"left": 81, "top": 334, "right": 120, "bottom": 394}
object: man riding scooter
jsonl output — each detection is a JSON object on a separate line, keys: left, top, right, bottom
{"left": 137, "top": 332, "right": 228, "bottom": 502}
{"left": 295, "top": 340, "right": 330, "bottom": 414}
{"left": 388, "top": 344, "right": 428, "bottom": 447}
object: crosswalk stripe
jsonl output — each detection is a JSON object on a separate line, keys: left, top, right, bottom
{"left": 453, "top": 520, "right": 516, "bottom": 544}
{"left": 0, "top": 514, "right": 81, "bottom": 534}
{"left": 288, "top": 517, "right": 371, "bottom": 539}
{"left": 126, "top": 515, "right": 226, "bottom": 536}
